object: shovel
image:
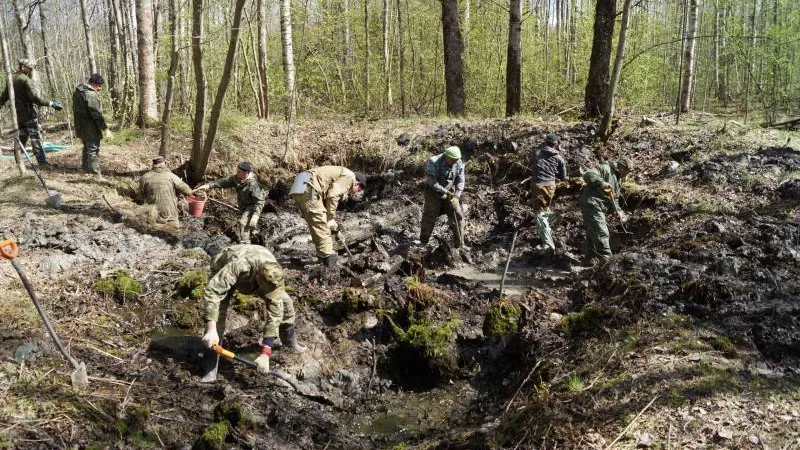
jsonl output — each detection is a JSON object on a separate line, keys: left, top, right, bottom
{"left": 16, "top": 137, "right": 64, "bottom": 208}
{"left": 0, "top": 240, "right": 88, "bottom": 388}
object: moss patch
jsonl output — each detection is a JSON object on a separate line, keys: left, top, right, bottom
{"left": 483, "top": 299, "right": 520, "bottom": 337}
{"left": 93, "top": 271, "right": 142, "bottom": 302}
{"left": 194, "top": 421, "right": 229, "bottom": 450}
{"left": 177, "top": 270, "right": 208, "bottom": 299}
{"left": 708, "top": 335, "right": 737, "bottom": 358}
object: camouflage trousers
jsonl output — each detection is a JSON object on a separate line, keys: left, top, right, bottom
{"left": 18, "top": 120, "right": 47, "bottom": 165}
{"left": 420, "top": 190, "right": 464, "bottom": 248}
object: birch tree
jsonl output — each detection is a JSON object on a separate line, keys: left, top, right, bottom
{"left": 680, "top": 0, "right": 698, "bottom": 112}
{"left": 137, "top": 0, "right": 159, "bottom": 126}
{"left": 600, "top": 0, "right": 633, "bottom": 139}
{"left": 159, "top": 0, "right": 179, "bottom": 157}
{"left": 0, "top": 14, "right": 25, "bottom": 173}
{"left": 257, "top": 0, "right": 270, "bottom": 118}
{"left": 281, "top": 0, "right": 297, "bottom": 121}
{"left": 190, "top": 0, "right": 206, "bottom": 179}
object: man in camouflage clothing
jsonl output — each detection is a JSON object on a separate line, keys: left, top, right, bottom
{"left": 0, "top": 58, "right": 64, "bottom": 168}
{"left": 139, "top": 156, "right": 192, "bottom": 227}
{"left": 195, "top": 161, "right": 266, "bottom": 244}
{"left": 419, "top": 146, "right": 465, "bottom": 248}
{"left": 289, "top": 166, "right": 367, "bottom": 267}
{"left": 72, "top": 73, "right": 112, "bottom": 175}
{"left": 578, "top": 158, "right": 631, "bottom": 264}
{"left": 199, "top": 244, "right": 306, "bottom": 381}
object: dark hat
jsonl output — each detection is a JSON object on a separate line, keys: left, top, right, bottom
{"left": 88, "top": 73, "right": 105, "bottom": 85}
{"left": 152, "top": 156, "right": 165, "bottom": 165}
{"left": 237, "top": 161, "right": 253, "bottom": 172}
{"left": 545, "top": 133, "right": 559, "bottom": 145}
{"left": 354, "top": 171, "right": 367, "bottom": 188}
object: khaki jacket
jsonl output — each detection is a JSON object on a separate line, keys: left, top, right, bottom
{"left": 139, "top": 166, "right": 192, "bottom": 223}
{"left": 306, "top": 166, "right": 356, "bottom": 219}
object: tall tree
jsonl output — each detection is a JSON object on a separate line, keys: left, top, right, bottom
{"left": 364, "top": 0, "right": 371, "bottom": 114}
{"left": 744, "top": 0, "right": 759, "bottom": 123}
{"left": 441, "top": 0, "right": 465, "bottom": 116}
{"left": 584, "top": 0, "right": 616, "bottom": 118}
{"left": 382, "top": 0, "right": 392, "bottom": 110}
{"left": 396, "top": 0, "right": 406, "bottom": 116}
{"left": 505, "top": 0, "right": 522, "bottom": 116}
{"left": 0, "top": 13, "right": 25, "bottom": 173}
{"left": 13, "top": 0, "right": 39, "bottom": 87}
{"left": 343, "top": 0, "right": 352, "bottom": 66}
{"left": 680, "top": 0, "right": 698, "bottom": 112}
{"left": 257, "top": 0, "right": 270, "bottom": 118}
{"left": 38, "top": 1, "right": 57, "bottom": 96}
{"left": 280, "top": 0, "right": 297, "bottom": 121}
{"left": 137, "top": 0, "right": 159, "bottom": 126}
{"left": 190, "top": 0, "right": 206, "bottom": 179}
{"left": 159, "top": 0, "right": 179, "bottom": 157}
{"left": 78, "top": 0, "right": 99, "bottom": 74}
{"left": 600, "top": 0, "right": 633, "bottom": 139}
{"left": 107, "top": 0, "right": 122, "bottom": 114}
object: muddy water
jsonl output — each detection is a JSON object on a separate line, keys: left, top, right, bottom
{"left": 446, "top": 263, "right": 570, "bottom": 296}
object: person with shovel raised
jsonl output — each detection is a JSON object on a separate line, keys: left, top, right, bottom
{"left": 419, "top": 146, "right": 466, "bottom": 250}
{"left": 194, "top": 161, "right": 266, "bottom": 244}
{"left": 578, "top": 158, "right": 631, "bottom": 265}
{"left": 72, "top": 73, "right": 112, "bottom": 177}
{"left": 0, "top": 58, "right": 64, "bottom": 169}
{"left": 200, "top": 244, "right": 307, "bottom": 382}
{"left": 139, "top": 156, "right": 193, "bottom": 227}
{"left": 289, "top": 166, "right": 367, "bottom": 267}
{"left": 529, "top": 133, "right": 568, "bottom": 253}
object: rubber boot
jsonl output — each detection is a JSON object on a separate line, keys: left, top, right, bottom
{"left": 279, "top": 324, "right": 308, "bottom": 353}
{"left": 319, "top": 254, "right": 338, "bottom": 268}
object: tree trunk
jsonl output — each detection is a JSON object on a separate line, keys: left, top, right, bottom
{"left": 159, "top": 0, "right": 179, "bottom": 157}
{"left": 396, "top": 0, "right": 406, "bottom": 116}
{"left": 107, "top": 0, "right": 122, "bottom": 114}
{"left": 199, "top": 0, "right": 248, "bottom": 175}
{"left": 343, "top": 0, "right": 352, "bottom": 65}
{"left": 680, "top": 0, "right": 698, "bottom": 112}
{"left": 0, "top": 15, "right": 25, "bottom": 174}
{"left": 462, "top": 0, "right": 470, "bottom": 53}
{"left": 257, "top": 0, "right": 270, "bottom": 118}
{"left": 382, "top": 0, "right": 392, "bottom": 110}
{"left": 280, "top": 0, "right": 297, "bottom": 121}
{"left": 744, "top": 0, "right": 759, "bottom": 123}
{"left": 584, "top": 0, "right": 615, "bottom": 118}
{"left": 189, "top": 0, "right": 206, "bottom": 181}
{"left": 712, "top": 0, "right": 722, "bottom": 105}
{"left": 600, "top": 0, "right": 633, "bottom": 139}
{"left": 441, "top": 0, "right": 465, "bottom": 116}
{"left": 14, "top": 0, "right": 40, "bottom": 88}
{"left": 364, "top": 0, "right": 371, "bottom": 114}
{"left": 78, "top": 0, "right": 99, "bottom": 74}
{"left": 38, "top": 2, "right": 57, "bottom": 96}
{"left": 505, "top": 0, "right": 522, "bottom": 117}
{"left": 137, "top": 0, "right": 159, "bottom": 126}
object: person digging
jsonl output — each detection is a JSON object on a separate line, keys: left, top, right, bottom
{"left": 578, "top": 158, "right": 631, "bottom": 265}
{"left": 194, "top": 161, "right": 266, "bottom": 244}
{"left": 288, "top": 166, "right": 367, "bottom": 267}
{"left": 419, "top": 146, "right": 466, "bottom": 252}
{"left": 139, "top": 156, "right": 193, "bottom": 227}
{"left": 529, "top": 133, "right": 568, "bottom": 253}
{"left": 199, "top": 244, "right": 307, "bottom": 382}
{"left": 72, "top": 73, "right": 112, "bottom": 177}
{"left": 0, "top": 58, "right": 64, "bottom": 169}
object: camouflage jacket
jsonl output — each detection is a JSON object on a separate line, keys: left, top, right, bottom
{"left": 579, "top": 161, "right": 622, "bottom": 212}
{"left": 72, "top": 83, "right": 107, "bottom": 142}
{"left": 305, "top": 165, "right": 356, "bottom": 220}
{"left": 139, "top": 167, "right": 192, "bottom": 223}
{"left": 0, "top": 72, "right": 51, "bottom": 123}
{"left": 426, "top": 153, "right": 465, "bottom": 197}
{"left": 210, "top": 172, "right": 266, "bottom": 217}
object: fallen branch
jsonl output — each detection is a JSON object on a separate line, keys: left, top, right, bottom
{"left": 205, "top": 196, "right": 238, "bottom": 211}
{"left": 504, "top": 359, "right": 543, "bottom": 413}
{"left": 603, "top": 395, "right": 659, "bottom": 450}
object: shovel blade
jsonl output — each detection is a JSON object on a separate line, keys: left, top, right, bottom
{"left": 70, "top": 361, "right": 89, "bottom": 388}
{"left": 45, "top": 193, "right": 64, "bottom": 208}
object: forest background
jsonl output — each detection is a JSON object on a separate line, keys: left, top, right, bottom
{"left": 1, "top": 0, "right": 799, "bottom": 178}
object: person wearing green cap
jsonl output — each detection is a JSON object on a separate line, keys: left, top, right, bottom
{"left": 0, "top": 58, "right": 64, "bottom": 169}
{"left": 194, "top": 161, "right": 266, "bottom": 244}
{"left": 578, "top": 158, "right": 631, "bottom": 264}
{"left": 419, "top": 146, "right": 466, "bottom": 248}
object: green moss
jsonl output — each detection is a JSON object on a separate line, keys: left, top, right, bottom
{"left": 194, "top": 421, "right": 229, "bottom": 450}
{"left": 175, "top": 306, "right": 201, "bottom": 329}
{"left": 393, "top": 316, "right": 461, "bottom": 360}
{"left": 213, "top": 400, "right": 255, "bottom": 430}
{"left": 483, "top": 299, "right": 520, "bottom": 337}
{"left": 177, "top": 270, "right": 208, "bottom": 299}
{"left": 342, "top": 287, "right": 379, "bottom": 313}
{"left": 404, "top": 276, "right": 436, "bottom": 307}
{"left": 708, "top": 335, "right": 737, "bottom": 358}
{"left": 93, "top": 271, "right": 142, "bottom": 302}
{"left": 560, "top": 306, "right": 603, "bottom": 334}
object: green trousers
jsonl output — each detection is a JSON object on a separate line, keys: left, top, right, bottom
{"left": 580, "top": 197, "right": 611, "bottom": 263}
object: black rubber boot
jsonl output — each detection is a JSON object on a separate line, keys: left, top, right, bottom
{"left": 319, "top": 254, "right": 338, "bottom": 268}
{"left": 279, "top": 324, "right": 308, "bottom": 353}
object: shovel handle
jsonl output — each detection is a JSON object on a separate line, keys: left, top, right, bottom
{"left": 0, "top": 239, "right": 18, "bottom": 260}
{"left": 212, "top": 343, "right": 235, "bottom": 359}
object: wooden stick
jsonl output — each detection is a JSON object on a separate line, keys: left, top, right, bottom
{"left": 504, "top": 359, "right": 543, "bottom": 413}
{"left": 603, "top": 395, "right": 659, "bottom": 450}
{"left": 498, "top": 230, "right": 519, "bottom": 300}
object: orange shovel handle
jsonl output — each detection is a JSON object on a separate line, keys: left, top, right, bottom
{"left": 212, "top": 344, "right": 235, "bottom": 359}
{"left": 0, "top": 239, "right": 18, "bottom": 260}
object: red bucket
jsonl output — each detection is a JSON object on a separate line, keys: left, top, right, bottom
{"left": 188, "top": 195, "right": 207, "bottom": 217}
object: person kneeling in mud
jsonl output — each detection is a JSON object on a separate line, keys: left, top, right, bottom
{"left": 139, "top": 156, "right": 192, "bottom": 227}
{"left": 419, "top": 146, "right": 466, "bottom": 250}
{"left": 578, "top": 158, "right": 631, "bottom": 265}
{"left": 194, "top": 162, "right": 266, "bottom": 244}
{"left": 200, "top": 244, "right": 306, "bottom": 382}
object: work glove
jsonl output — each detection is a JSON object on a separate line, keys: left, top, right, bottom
{"left": 104, "top": 129, "right": 114, "bottom": 139}
{"left": 617, "top": 210, "right": 629, "bottom": 223}
{"left": 254, "top": 342, "right": 272, "bottom": 373}
{"left": 441, "top": 190, "right": 455, "bottom": 200}
{"left": 49, "top": 101, "right": 63, "bottom": 111}
{"left": 201, "top": 328, "right": 219, "bottom": 349}
{"left": 327, "top": 219, "right": 339, "bottom": 233}
{"left": 194, "top": 184, "right": 210, "bottom": 192}
{"left": 248, "top": 213, "right": 260, "bottom": 229}
{"left": 602, "top": 183, "right": 613, "bottom": 198}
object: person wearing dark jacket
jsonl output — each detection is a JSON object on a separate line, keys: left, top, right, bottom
{"left": 529, "top": 133, "right": 568, "bottom": 251}
{"left": 0, "top": 58, "right": 64, "bottom": 168}
{"left": 72, "top": 73, "right": 112, "bottom": 175}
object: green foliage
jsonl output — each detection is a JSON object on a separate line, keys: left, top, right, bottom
{"left": 404, "top": 276, "right": 436, "bottom": 308}
{"left": 177, "top": 270, "right": 208, "bottom": 299}
{"left": 392, "top": 315, "right": 461, "bottom": 361}
{"left": 194, "top": 421, "right": 229, "bottom": 450}
{"left": 483, "top": 299, "right": 521, "bottom": 337}
{"left": 106, "top": 128, "right": 143, "bottom": 146}
{"left": 213, "top": 400, "right": 255, "bottom": 431}
{"left": 567, "top": 375, "right": 585, "bottom": 392}
{"left": 560, "top": 306, "right": 602, "bottom": 334}
{"left": 93, "top": 271, "right": 142, "bottom": 302}
{"left": 709, "top": 335, "right": 737, "bottom": 358}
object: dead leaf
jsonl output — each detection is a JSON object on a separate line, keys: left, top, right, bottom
{"left": 636, "top": 432, "right": 654, "bottom": 447}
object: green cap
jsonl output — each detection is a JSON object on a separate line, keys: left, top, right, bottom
{"left": 444, "top": 146, "right": 461, "bottom": 159}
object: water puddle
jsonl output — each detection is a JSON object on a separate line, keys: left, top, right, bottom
{"left": 446, "top": 263, "right": 571, "bottom": 296}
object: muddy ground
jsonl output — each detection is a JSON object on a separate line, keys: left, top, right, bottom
{"left": 0, "top": 117, "right": 798, "bottom": 449}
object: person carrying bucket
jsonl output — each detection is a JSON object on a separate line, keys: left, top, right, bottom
{"left": 194, "top": 161, "right": 266, "bottom": 244}
{"left": 139, "top": 156, "right": 193, "bottom": 227}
